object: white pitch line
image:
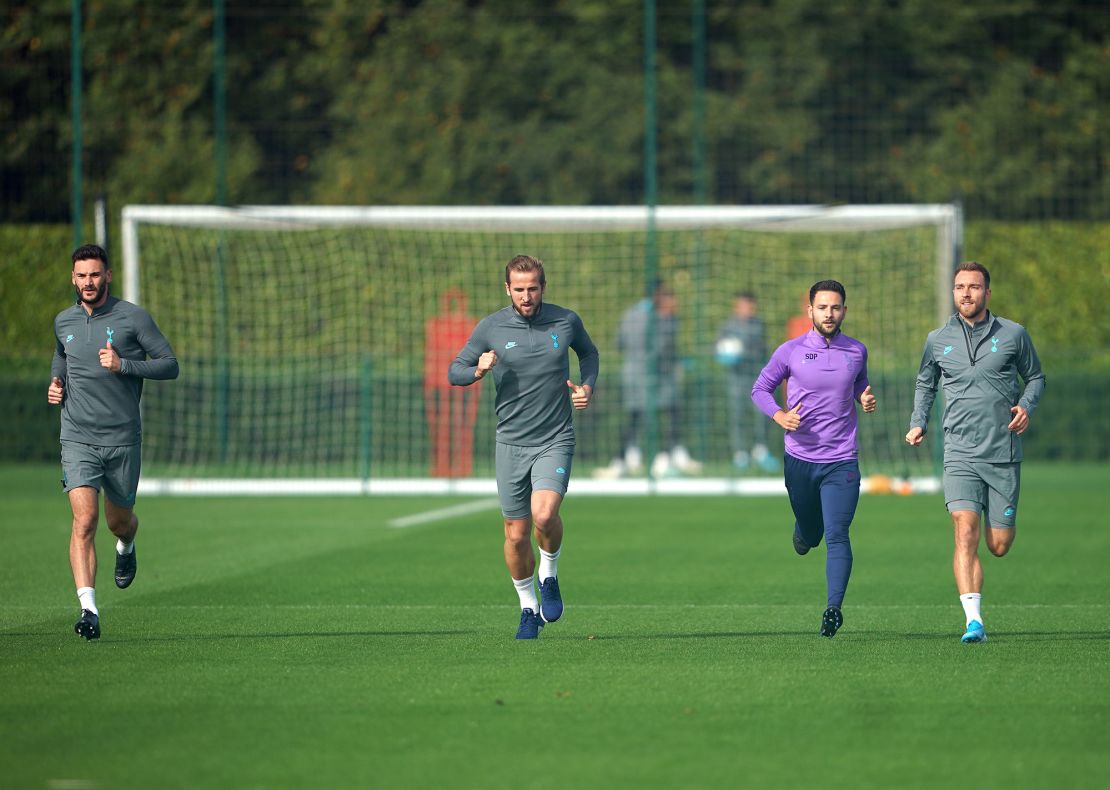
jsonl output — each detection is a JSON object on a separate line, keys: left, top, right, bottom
{"left": 387, "top": 497, "right": 502, "bottom": 528}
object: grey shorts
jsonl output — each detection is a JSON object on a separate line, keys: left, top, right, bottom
{"left": 943, "top": 459, "right": 1021, "bottom": 528}
{"left": 495, "top": 440, "right": 574, "bottom": 519}
{"left": 61, "top": 440, "right": 142, "bottom": 508}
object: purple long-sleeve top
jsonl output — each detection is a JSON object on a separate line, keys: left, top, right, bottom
{"left": 751, "top": 329, "right": 870, "bottom": 463}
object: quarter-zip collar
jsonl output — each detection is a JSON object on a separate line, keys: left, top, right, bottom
{"left": 508, "top": 301, "right": 544, "bottom": 325}
{"left": 75, "top": 295, "right": 118, "bottom": 318}
{"left": 952, "top": 310, "right": 998, "bottom": 367}
{"left": 802, "top": 327, "right": 846, "bottom": 348}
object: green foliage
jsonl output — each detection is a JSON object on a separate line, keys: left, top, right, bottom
{"left": 3, "top": 1, "right": 1108, "bottom": 219}
{"left": 902, "top": 42, "right": 1110, "bottom": 218}
{"left": 0, "top": 224, "right": 74, "bottom": 375}
{"left": 311, "top": 0, "right": 657, "bottom": 204}
{"left": 964, "top": 221, "right": 1110, "bottom": 367}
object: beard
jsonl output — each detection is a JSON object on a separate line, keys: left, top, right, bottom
{"left": 958, "top": 300, "right": 983, "bottom": 316}
{"left": 78, "top": 281, "right": 108, "bottom": 305}
{"left": 813, "top": 317, "right": 842, "bottom": 338}
{"left": 512, "top": 298, "right": 541, "bottom": 317}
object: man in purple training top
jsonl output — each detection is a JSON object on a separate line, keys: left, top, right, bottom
{"left": 751, "top": 280, "right": 876, "bottom": 637}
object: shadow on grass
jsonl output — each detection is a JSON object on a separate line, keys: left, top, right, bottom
{"left": 1, "top": 629, "right": 475, "bottom": 642}
{"left": 557, "top": 630, "right": 1110, "bottom": 641}
{"left": 989, "top": 630, "right": 1110, "bottom": 641}
{"left": 116, "top": 629, "right": 476, "bottom": 643}
{"left": 575, "top": 631, "right": 817, "bottom": 639}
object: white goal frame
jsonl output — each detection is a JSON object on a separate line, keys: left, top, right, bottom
{"left": 122, "top": 204, "right": 960, "bottom": 497}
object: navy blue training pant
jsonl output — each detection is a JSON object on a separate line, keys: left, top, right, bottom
{"left": 783, "top": 453, "right": 861, "bottom": 608}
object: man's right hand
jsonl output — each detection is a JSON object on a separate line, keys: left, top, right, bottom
{"left": 774, "top": 402, "right": 802, "bottom": 432}
{"left": 475, "top": 350, "right": 498, "bottom": 378}
{"left": 905, "top": 426, "right": 925, "bottom": 446}
{"left": 47, "top": 376, "right": 64, "bottom": 405}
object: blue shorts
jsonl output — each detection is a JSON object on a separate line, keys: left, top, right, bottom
{"left": 783, "top": 454, "right": 861, "bottom": 548}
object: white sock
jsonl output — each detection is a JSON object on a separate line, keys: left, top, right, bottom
{"left": 960, "top": 593, "right": 982, "bottom": 626}
{"left": 538, "top": 548, "right": 560, "bottom": 581}
{"left": 512, "top": 575, "right": 539, "bottom": 612}
{"left": 116, "top": 538, "right": 135, "bottom": 555}
{"left": 77, "top": 586, "right": 98, "bottom": 615}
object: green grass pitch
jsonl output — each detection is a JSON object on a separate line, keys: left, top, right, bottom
{"left": 2, "top": 462, "right": 1108, "bottom": 788}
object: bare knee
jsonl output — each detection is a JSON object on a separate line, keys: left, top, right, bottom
{"left": 951, "top": 511, "right": 981, "bottom": 550}
{"left": 532, "top": 507, "right": 561, "bottom": 536}
{"left": 986, "top": 528, "right": 1015, "bottom": 557}
{"left": 106, "top": 510, "right": 137, "bottom": 539}
{"left": 504, "top": 519, "right": 531, "bottom": 550}
{"left": 71, "top": 515, "right": 97, "bottom": 542}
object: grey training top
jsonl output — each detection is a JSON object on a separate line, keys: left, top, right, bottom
{"left": 909, "top": 312, "right": 1045, "bottom": 462}
{"left": 52, "top": 296, "right": 180, "bottom": 446}
{"left": 448, "top": 303, "right": 599, "bottom": 447}
{"left": 717, "top": 315, "right": 766, "bottom": 378}
{"left": 618, "top": 298, "right": 678, "bottom": 410}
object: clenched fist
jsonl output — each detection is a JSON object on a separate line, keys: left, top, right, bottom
{"left": 475, "top": 349, "right": 498, "bottom": 379}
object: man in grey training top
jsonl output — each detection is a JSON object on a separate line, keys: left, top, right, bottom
{"left": 449, "top": 255, "right": 599, "bottom": 639}
{"left": 717, "top": 291, "right": 776, "bottom": 472}
{"left": 48, "top": 244, "right": 179, "bottom": 639}
{"left": 906, "top": 261, "right": 1045, "bottom": 643}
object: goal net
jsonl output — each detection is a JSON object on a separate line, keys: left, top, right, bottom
{"left": 122, "top": 205, "right": 958, "bottom": 495}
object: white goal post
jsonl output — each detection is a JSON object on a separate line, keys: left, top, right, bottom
{"left": 122, "top": 204, "right": 959, "bottom": 496}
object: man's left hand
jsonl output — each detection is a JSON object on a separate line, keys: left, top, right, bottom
{"left": 567, "top": 380, "right": 592, "bottom": 410}
{"left": 859, "top": 384, "right": 877, "bottom": 413}
{"left": 1007, "top": 405, "right": 1029, "bottom": 435}
{"left": 98, "top": 341, "right": 121, "bottom": 373}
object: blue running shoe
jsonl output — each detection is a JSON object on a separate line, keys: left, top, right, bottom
{"left": 515, "top": 608, "right": 543, "bottom": 640}
{"left": 793, "top": 527, "right": 811, "bottom": 556}
{"left": 820, "top": 606, "right": 843, "bottom": 637}
{"left": 538, "top": 576, "right": 563, "bottom": 623}
{"left": 961, "top": 620, "right": 987, "bottom": 643}
{"left": 74, "top": 609, "right": 100, "bottom": 640}
{"left": 115, "top": 545, "right": 136, "bottom": 589}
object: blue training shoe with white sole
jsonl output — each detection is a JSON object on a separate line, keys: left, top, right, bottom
{"left": 538, "top": 576, "right": 563, "bottom": 623}
{"left": 515, "top": 608, "right": 543, "bottom": 640}
{"left": 961, "top": 620, "right": 987, "bottom": 643}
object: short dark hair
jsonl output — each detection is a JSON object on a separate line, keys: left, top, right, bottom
{"left": 505, "top": 254, "right": 545, "bottom": 286}
{"left": 955, "top": 260, "right": 990, "bottom": 288}
{"left": 651, "top": 279, "right": 674, "bottom": 298}
{"left": 72, "top": 244, "right": 109, "bottom": 269}
{"left": 734, "top": 291, "right": 756, "bottom": 302}
{"left": 809, "top": 279, "right": 846, "bottom": 304}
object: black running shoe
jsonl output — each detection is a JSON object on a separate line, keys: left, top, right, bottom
{"left": 74, "top": 609, "right": 100, "bottom": 640}
{"left": 820, "top": 606, "right": 843, "bottom": 638}
{"left": 793, "top": 528, "right": 811, "bottom": 556}
{"left": 115, "top": 545, "right": 137, "bottom": 589}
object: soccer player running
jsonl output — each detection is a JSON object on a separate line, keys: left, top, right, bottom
{"left": 449, "top": 255, "right": 599, "bottom": 639}
{"left": 905, "top": 261, "right": 1045, "bottom": 643}
{"left": 751, "top": 280, "right": 876, "bottom": 637}
{"left": 47, "top": 244, "right": 179, "bottom": 640}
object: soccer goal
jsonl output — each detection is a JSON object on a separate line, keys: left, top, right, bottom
{"left": 121, "top": 204, "right": 959, "bottom": 496}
